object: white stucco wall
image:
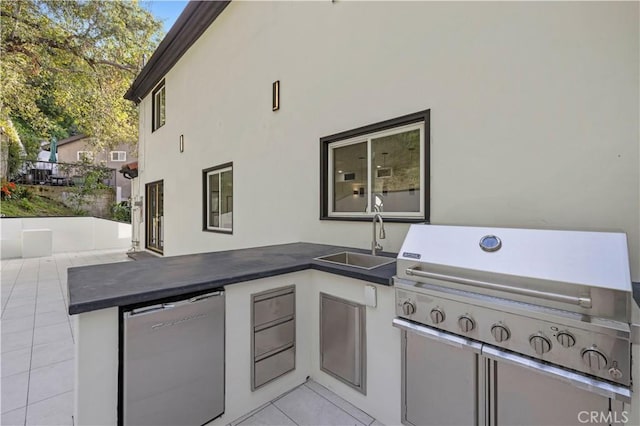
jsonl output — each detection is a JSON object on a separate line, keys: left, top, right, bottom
{"left": 135, "top": 1, "right": 639, "bottom": 279}
{"left": 0, "top": 217, "right": 131, "bottom": 258}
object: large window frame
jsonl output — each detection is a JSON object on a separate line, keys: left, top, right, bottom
{"left": 202, "top": 162, "right": 233, "bottom": 234}
{"left": 152, "top": 80, "right": 166, "bottom": 132}
{"left": 320, "top": 110, "right": 430, "bottom": 222}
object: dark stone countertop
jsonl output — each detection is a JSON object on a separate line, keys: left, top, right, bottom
{"left": 68, "top": 242, "right": 396, "bottom": 315}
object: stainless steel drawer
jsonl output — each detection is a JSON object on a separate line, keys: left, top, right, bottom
{"left": 253, "top": 290, "right": 294, "bottom": 327}
{"left": 254, "top": 347, "right": 295, "bottom": 388}
{"left": 254, "top": 319, "right": 295, "bottom": 358}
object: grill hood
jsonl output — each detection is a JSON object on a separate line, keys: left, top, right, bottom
{"left": 396, "top": 225, "right": 632, "bottom": 322}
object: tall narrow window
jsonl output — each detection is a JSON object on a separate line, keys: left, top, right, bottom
{"left": 146, "top": 180, "right": 164, "bottom": 254}
{"left": 320, "top": 110, "right": 430, "bottom": 221}
{"left": 152, "top": 81, "right": 166, "bottom": 131}
{"left": 203, "top": 163, "right": 233, "bottom": 233}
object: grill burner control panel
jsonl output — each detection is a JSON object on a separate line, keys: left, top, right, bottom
{"left": 395, "top": 286, "right": 631, "bottom": 386}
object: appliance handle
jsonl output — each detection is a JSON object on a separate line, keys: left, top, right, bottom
{"left": 405, "top": 267, "right": 592, "bottom": 308}
{"left": 392, "top": 318, "right": 482, "bottom": 353}
{"left": 128, "top": 303, "right": 175, "bottom": 316}
{"left": 482, "top": 345, "right": 631, "bottom": 403}
{"left": 189, "top": 290, "right": 224, "bottom": 303}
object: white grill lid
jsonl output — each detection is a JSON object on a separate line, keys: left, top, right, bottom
{"left": 398, "top": 225, "right": 632, "bottom": 292}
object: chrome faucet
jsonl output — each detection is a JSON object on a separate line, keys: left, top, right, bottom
{"left": 372, "top": 213, "right": 386, "bottom": 255}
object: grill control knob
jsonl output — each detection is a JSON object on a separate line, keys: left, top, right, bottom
{"left": 582, "top": 348, "right": 608, "bottom": 370}
{"left": 430, "top": 308, "right": 445, "bottom": 324}
{"left": 491, "top": 324, "right": 510, "bottom": 342}
{"left": 458, "top": 315, "right": 475, "bottom": 333}
{"left": 529, "top": 334, "right": 552, "bottom": 355}
{"left": 556, "top": 331, "right": 576, "bottom": 348}
{"left": 402, "top": 301, "right": 416, "bottom": 316}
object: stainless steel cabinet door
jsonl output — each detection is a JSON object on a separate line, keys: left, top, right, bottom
{"left": 320, "top": 293, "right": 366, "bottom": 394}
{"left": 494, "top": 361, "right": 613, "bottom": 426}
{"left": 403, "top": 330, "right": 479, "bottom": 426}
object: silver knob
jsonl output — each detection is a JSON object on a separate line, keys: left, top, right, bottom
{"left": 491, "top": 324, "right": 510, "bottom": 342}
{"left": 458, "top": 315, "right": 475, "bottom": 333}
{"left": 556, "top": 331, "right": 576, "bottom": 348}
{"left": 529, "top": 334, "right": 552, "bottom": 355}
{"left": 430, "top": 308, "right": 445, "bottom": 324}
{"left": 582, "top": 347, "right": 608, "bottom": 370}
{"left": 402, "top": 301, "right": 416, "bottom": 316}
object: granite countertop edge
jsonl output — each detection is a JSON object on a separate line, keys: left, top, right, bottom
{"left": 67, "top": 242, "right": 396, "bottom": 315}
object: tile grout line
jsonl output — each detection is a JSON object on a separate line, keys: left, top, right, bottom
{"left": 54, "top": 255, "right": 75, "bottom": 344}
{"left": 23, "top": 259, "right": 43, "bottom": 425}
{"left": 271, "top": 402, "right": 301, "bottom": 426}
{"left": 1, "top": 260, "right": 25, "bottom": 316}
{"left": 303, "top": 382, "right": 369, "bottom": 426}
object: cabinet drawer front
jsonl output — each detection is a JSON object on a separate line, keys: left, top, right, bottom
{"left": 255, "top": 320, "right": 295, "bottom": 358}
{"left": 254, "top": 347, "right": 295, "bottom": 389}
{"left": 253, "top": 292, "right": 294, "bottom": 327}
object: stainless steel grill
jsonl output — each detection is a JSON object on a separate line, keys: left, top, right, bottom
{"left": 394, "top": 224, "right": 632, "bottom": 396}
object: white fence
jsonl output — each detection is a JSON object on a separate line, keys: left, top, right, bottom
{"left": 0, "top": 217, "right": 131, "bottom": 259}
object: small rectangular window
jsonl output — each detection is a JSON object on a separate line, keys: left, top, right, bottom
{"left": 110, "top": 151, "right": 127, "bottom": 162}
{"left": 152, "top": 81, "right": 166, "bottom": 131}
{"left": 320, "top": 110, "right": 430, "bottom": 221}
{"left": 77, "top": 151, "right": 94, "bottom": 162}
{"left": 203, "top": 163, "right": 233, "bottom": 233}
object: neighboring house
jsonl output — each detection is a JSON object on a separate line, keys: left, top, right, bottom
{"left": 123, "top": 0, "right": 639, "bottom": 290}
{"left": 57, "top": 134, "right": 137, "bottom": 201}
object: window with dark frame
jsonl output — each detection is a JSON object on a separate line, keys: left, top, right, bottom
{"left": 320, "top": 110, "right": 430, "bottom": 222}
{"left": 145, "top": 180, "right": 164, "bottom": 254}
{"left": 203, "top": 163, "right": 233, "bottom": 233}
{"left": 152, "top": 81, "right": 166, "bottom": 131}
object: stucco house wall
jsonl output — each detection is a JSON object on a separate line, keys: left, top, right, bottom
{"left": 133, "top": 1, "right": 639, "bottom": 280}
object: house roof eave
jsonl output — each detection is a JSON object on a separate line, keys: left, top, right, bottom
{"left": 124, "top": 1, "right": 231, "bottom": 104}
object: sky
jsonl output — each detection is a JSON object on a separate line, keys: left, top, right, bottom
{"left": 140, "top": 1, "right": 189, "bottom": 34}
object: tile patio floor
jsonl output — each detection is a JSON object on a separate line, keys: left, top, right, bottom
{"left": 1, "top": 249, "right": 130, "bottom": 426}
{"left": 1, "top": 249, "right": 383, "bottom": 426}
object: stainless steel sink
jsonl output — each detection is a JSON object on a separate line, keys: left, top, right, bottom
{"left": 314, "top": 251, "right": 395, "bottom": 270}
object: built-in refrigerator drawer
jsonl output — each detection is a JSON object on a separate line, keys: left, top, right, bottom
{"left": 123, "top": 290, "right": 225, "bottom": 426}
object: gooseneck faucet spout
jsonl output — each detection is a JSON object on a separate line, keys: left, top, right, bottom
{"left": 372, "top": 213, "right": 386, "bottom": 255}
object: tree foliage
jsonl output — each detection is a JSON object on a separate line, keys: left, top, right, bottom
{"left": 0, "top": 0, "right": 163, "bottom": 154}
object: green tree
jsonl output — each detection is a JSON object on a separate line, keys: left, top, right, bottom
{"left": 0, "top": 0, "right": 162, "bottom": 155}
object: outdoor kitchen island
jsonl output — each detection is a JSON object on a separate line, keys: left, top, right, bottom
{"left": 67, "top": 242, "right": 401, "bottom": 426}
{"left": 68, "top": 240, "right": 640, "bottom": 426}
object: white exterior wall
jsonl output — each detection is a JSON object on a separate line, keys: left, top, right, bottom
{"left": 135, "top": 1, "right": 639, "bottom": 280}
{"left": 1, "top": 217, "right": 131, "bottom": 258}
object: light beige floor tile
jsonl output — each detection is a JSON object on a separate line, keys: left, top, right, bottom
{"left": 305, "top": 381, "right": 374, "bottom": 425}
{"left": 25, "top": 391, "right": 73, "bottom": 426}
{"left": 238, "top": 404, "right": 297, "bottom": 426}
{"left": 1, "top": 346, "right": 32, "bottom": 377}
{"left": 274, "top": 385, "right": 365, "bottom": 426}
{"left": 31, "top": 340, "right": 74, "bottom": 369}
{"left": 1, "top": 371, "right": 29, "bottom": 413}
{"left": 1, "top": 406, "right": 26, "bottom": 426}
{"left": 27, "top": 359, "right": 74, "bottom": 404}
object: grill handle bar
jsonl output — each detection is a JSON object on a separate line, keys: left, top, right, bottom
{"left": 405, "top": 267, "right": 592, "bottom": 308}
